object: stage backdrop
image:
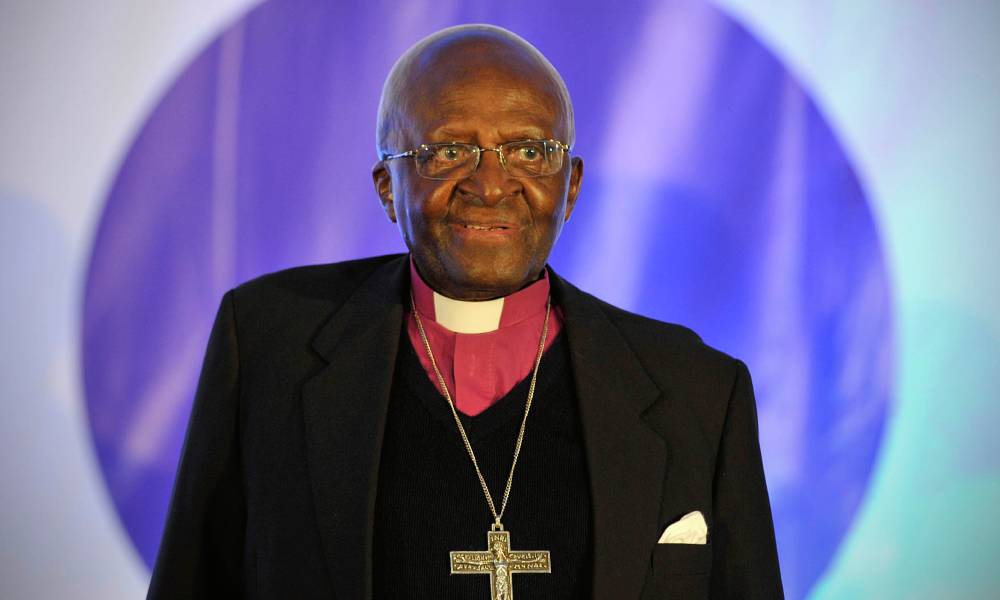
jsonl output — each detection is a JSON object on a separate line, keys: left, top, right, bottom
{"left": 1, "top": 1, "right": 997, "bottom": 598}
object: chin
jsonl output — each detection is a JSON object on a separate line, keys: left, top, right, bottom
{"left": 451, "top": 260, "right": 540, "bottom": 297}
{"left": 415, "top": 243, "right": 544, "bottom": 299}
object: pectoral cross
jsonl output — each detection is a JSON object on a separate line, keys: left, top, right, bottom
{"left": 450, "top": 526, "right": 551, "bottom": 600}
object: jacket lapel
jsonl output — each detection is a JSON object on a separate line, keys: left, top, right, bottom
{"left": 301, "top": 256, "right": 407, "bottom": 599}
{"left": 551, "top": 271, "right": 668, "bottom": 599}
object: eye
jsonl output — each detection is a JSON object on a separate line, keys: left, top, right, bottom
{"left": 516, "top": 144, "right": 543, "bottom": 161}
{"left": 434, "top": 145, "right": 465, "bottom": 161}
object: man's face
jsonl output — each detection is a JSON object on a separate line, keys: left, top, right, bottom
{"left": 373, "top": 64, "right": 583, "bottom": 300}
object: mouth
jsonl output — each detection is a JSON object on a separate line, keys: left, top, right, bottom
{"left": 460, "top": 223, "right": 512, "bottom": 231}
{"left": 450, "top": 221, "right": 521, "bottom": 239}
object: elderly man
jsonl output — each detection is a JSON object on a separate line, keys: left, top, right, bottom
{"left": 148, "top": 24, "right": 782, "bottom": 600}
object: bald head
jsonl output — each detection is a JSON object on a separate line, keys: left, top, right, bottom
{"left": 376, "top": 24, "right": 575, "bottom": 154}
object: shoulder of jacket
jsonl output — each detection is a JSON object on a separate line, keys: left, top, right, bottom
{"left": 585, "top": 293, "right": 743, "bottom": 384}
{"left": 231, "top": 253, "right": 402, "bottom": 302}
{"left": 222, "top": 254, "right": 404, "bottom": 330}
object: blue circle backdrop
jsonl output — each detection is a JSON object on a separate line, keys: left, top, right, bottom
{"left": 83, "top": 2, "right": 894, "bottom": 598}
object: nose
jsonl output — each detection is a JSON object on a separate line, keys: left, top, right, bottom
{"left": 457, "top": 148, "right": 522, "bottom": 206}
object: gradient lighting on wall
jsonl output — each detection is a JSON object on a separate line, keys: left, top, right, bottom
{"left": 82, "top": 2, "right": 893, "bottom": 598}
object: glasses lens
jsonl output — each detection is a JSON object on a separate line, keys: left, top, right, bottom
{"left": 414, "top": 143, "right": 477, "bottom": 179}
{"left": 503, "top": 140, "right": 564, "bottom": 177}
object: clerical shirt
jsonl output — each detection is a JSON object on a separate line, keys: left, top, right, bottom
{"left": 407, "top": 259, "right": 564, "bottom": 416}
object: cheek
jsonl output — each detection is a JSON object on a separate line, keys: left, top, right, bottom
{"left": 524, "top": 180, "right": 569, "bottom": 229}
{"left": 398, "top": 181, "right": 455, "bottom": 235}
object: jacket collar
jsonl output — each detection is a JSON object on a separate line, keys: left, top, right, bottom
{"left": 549, "top": 270, "right": 667, "bottom": 599}
{"left": 302, "top": 255, "right": 407, "bottom": 598}
{"left": 302, "top": 254, "right": 667, "bottom": 598}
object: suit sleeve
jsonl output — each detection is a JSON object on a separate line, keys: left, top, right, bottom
{"left": 147, "top": 290, "right": 246, "bottom": 599}
{"left": 710, "top": 360, "right": 784, "bottom": 599}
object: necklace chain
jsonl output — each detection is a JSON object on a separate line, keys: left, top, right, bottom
{"left": 410, "top": 292, "right": 551, "bottom": 528}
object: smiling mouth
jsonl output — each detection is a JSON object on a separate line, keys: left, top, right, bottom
{"left": 461, "top": 224, "right": 510, "bottom": 231}
{"left": 451, "top": 222, "right": 521, "bottom": 239}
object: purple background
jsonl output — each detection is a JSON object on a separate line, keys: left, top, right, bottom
{"left": 82, "top": 2, "right": 893, "bottom": 598}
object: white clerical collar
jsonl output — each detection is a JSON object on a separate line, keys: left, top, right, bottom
{"left": 409, "top": 257, "right": 551, "bottom": 334}
{"left": 432, "top": 293, "right": 503, "bottom": 334}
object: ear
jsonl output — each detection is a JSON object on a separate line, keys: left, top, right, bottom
{"left": 563, "top": 156, "right": 584, "bottom": 222}
{"left": 372, "top": 160, "right": 397, "bottom": 223}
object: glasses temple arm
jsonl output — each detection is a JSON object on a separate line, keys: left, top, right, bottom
{"left": 380, "top": 150, "right": 417, "bottom": 161}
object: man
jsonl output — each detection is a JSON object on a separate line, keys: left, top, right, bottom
{"left": 148, "top": 24, "right": 782, "bottom": 599}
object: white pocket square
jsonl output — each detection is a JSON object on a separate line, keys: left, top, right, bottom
{"left": 657, "top": 510, "right": 708, "bottom": 544}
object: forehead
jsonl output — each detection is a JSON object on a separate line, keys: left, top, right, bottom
{"left": 408, "top": 70, "right": 563, "bottom": 139}
{"left": 398, "top": 41, "right": 569, "bottom": 141}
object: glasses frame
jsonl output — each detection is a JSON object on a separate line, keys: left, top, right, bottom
{"left": 380, "top": 138, "right": 572, "bottom": 180}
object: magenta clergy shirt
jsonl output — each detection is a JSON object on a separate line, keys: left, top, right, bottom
{"left": 407, "top": 260, "right": 564, "bottom": 416}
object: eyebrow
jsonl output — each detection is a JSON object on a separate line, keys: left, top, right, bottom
{"left": 426, "top": 126, "right": 552, "bottom": 143}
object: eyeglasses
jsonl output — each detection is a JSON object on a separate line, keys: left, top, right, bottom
{"left": 380, "top": 139, "right": 571, "bottom": 180}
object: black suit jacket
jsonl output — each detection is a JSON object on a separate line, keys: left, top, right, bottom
{"left": 148, "top": 253, "right": 782, "bottom": 599}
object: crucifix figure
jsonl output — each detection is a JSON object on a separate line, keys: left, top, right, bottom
{"left": 450, "top": 527, "right": 551, "bottom": 600}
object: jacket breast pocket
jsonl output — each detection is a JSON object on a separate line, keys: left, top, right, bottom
{"left": 640, "top": 543, "right": 712, "bottom": 599}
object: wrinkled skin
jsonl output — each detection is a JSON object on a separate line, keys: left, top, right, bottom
{"left": 372, "top": 27, "right": 584, "bottom": 300}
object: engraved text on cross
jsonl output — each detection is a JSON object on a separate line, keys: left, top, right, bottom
{"left": 450, "top": 529, "right": 551, "bottom": 600}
